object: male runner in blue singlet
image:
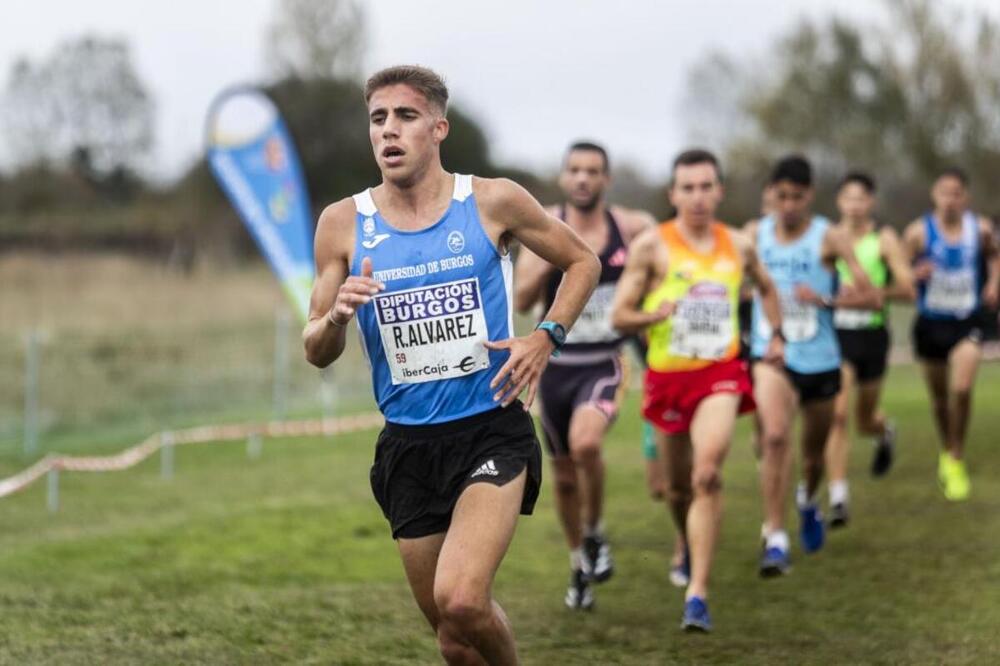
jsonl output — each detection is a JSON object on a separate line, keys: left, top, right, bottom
{"left": 304, "top": 65, "right": 600, "bottom": 665}
{"left": 903, "top": 167, "right": 999, "bottom": 501}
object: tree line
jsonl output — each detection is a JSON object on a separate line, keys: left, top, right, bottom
{"left": 0, "top": 0, "right": 996, "bottom": 265}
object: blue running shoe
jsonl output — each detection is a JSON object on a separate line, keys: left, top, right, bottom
{"left": 759, "top": 546, "right": 791, "bottom": 578}
{"left": 669, "top": 547, "right": 690, "bottom": 588}
{"left": 681, "top": 596, "right": 712, "bottom": 632}
{"left": 799, "top": 505, "right": 825, "bottom": 554}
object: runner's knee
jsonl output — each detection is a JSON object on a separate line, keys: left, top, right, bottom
{"left": 831, "top": 409, "right": 848, "bottom": 431}
{"left": 551, "top": 457, "right": 577, "bottom": 494}
{"left": 569, "top": 437, "right": 601, "bottom": 466}
{"left": 666, "top": 476, "right": 692, "bottom": 504}
{"left": 692, "top": 464, "right": 722, "bottom": 495}
{"left": 434, "top": 585, "right": 492, "bottom": 636}
{"left": 760, "top": 428, "right": 789, "bottom": 454}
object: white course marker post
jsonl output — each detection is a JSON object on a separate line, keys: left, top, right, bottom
{"left": 23, "top": 330, "right": 40, "bottom": 458}
{"left": 160, "top": 431, "right": 175, "bottom": 480}
{"left": 272, "top": 308, "right": 291, "bottom": 421}
{"left": 47, "top": 466, "right": 59, "bottom": 513}
{"left": 246, "top": 431, "right": 263, "bottom": 460}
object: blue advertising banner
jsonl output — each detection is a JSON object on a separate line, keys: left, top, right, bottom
{"left": 206, "top": 88, "right": 314, "bottom": 323}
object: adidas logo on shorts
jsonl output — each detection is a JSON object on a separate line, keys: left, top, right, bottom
{"left": 471, "top": 459, "right": 500, "bottom": 478}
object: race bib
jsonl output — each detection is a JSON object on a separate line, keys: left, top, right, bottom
{"left": 757, "top": 293, "right": 818, "bottom": 343}
{"left": 668, "top": 282, "right": 733, "bottom": 359}
{"left": 834, "top": 308, "right": 875, "bottom": 330}
{"left": 565, "top": 283, "right": 619, "bottom": 344}
{"left": 373, "top": 278, "right": 490, "bottom": 385}
{"left": 926, "top": 269, "right": 976, "bottom": 315}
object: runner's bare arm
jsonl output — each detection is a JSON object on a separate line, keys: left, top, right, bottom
{"left": 879, "top": 226, "right": 916, "bottom": 302}
{"left": 740, "top": 220, "right": 760, "bottom": 249}
{"left": 824, "top": 226, "right": 880, "bottom": 310}
{"left": 303, "top": 199, "right": 385, "bottom": 368}
{"left": 903, "top": 219, "right": 932, "bottom": 282}
{"left": 475, "top": 177, "right": 601, "bottom": 408}
{"left": 737, "top": 234, "right": 782, "bottom": 331}
{"left": 979, "top": 217, "right": 1000, "bottom": 308}
{"left": 611, "top": 227, "right": 670, "bottom": 334}
{"left": 736, "top": 232, "right": 783, "bottom": 363}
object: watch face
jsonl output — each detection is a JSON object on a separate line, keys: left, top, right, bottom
{"left": 552, "top": 323, "right": 567, "bottom": 344}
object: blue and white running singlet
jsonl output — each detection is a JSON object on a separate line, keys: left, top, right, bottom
{"left": 751, "top": 215, "right": 840, "bottom": 374}
{"left": 917, "top": 211, "right": 981, "bottom": 321}
{"left": 351, "top": 174, "right": 514, "bottom": 425}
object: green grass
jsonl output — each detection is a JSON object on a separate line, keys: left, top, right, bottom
{"left": 2, "top": 364, "right": 1000, "bottom": 664}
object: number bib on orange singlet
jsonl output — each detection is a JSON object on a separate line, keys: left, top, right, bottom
{"left": 372, "top": 278, "right": 491, "bottom": 385}
{"left": 926, "top": 268, "right": 976, "bottom": 315}
{"left": 758, "top": 292, "right": 818, "bottom": 343}
{"left": 668, "top": 282, "right": 733, "bottom": 359}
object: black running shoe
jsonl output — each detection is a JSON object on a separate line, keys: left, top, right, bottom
{"left": 871, "top": 421, "right": 896, "bottom": 478}
{"left": 564, "top": 569, "right": 594, "bottom": 610}
{"left": 829, "top": 502, "right": 850, "bottom": 528}
{"left": 584, "top": 534, "right": 614, "bottom": 583}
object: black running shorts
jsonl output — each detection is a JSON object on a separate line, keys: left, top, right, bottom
{"left": 369, "top": 403, "right": 542, "bottom": 539}
{"left": 912, "top": 314, "right": 984, "bottom": 362}
{"left": 785, "top": 366, "right": 842, "bottom": 404}
{"left": 836, "top": 327, "right": 890, "bottom": 382}
{"left": 750, "top": 361, "right": 842, "bottom": 404}
{"left": 538, "top": 354, "right": 625, "bottom": 456}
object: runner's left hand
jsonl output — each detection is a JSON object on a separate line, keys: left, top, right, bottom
{"left": 763, "top": 335, "right": 784, "bottom": 366}
{"left": 484, "top": 330, "right": 554, "bottom": 409}
{"left": 794, "top": 284, "right": 822, "bottom": 306}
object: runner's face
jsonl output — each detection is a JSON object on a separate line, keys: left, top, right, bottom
{"left": 559, "top": 150, "right": 608, "bottom": 211}
{"left": 837, "top": 182, "right": 874, "bottom": 221}
{"left": 368, "top": 84, "right": 448, "bottom": 185}
{"left": 931, "top": 176, "right": 968, "bottom": 220}
{"left": 772, "top": 181, "right": 813, "bottom": 227}
{"left": 669, "top": 162, "right": 722, "bottom": 225}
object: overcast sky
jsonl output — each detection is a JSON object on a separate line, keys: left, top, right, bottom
{"left": 2, "top": 0, "right": 996, "bottom": 183}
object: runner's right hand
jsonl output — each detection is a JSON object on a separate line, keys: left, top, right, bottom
{"left": 328, "top": 257, "right": 385, "bottom": 326}
{"left": 648, "top": 300, "right": 676, "bottom": 324}
{"left": 793, "top": 284, "right": 822, "bottom": 306}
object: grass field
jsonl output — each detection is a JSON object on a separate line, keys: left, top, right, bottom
{"left": 2, "top": 361, "right": 1000, "bottom": 664}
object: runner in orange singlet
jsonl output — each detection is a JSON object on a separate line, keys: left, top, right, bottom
{"left": 612, "top": 149, "right": 783, "bottom": 632}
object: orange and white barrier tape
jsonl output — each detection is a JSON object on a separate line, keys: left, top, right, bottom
{"left": 0, "top": 412, "right": 384, "bottom": 500}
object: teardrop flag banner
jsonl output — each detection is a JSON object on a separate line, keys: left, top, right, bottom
{"left": 206, "top": 87, "right": 314, "bottom": 323}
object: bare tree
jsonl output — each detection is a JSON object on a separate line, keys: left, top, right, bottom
{"left": 683, "top": 0, "right": 1000, "bottom": 217}
{"left": 1, "top": 35, "right": 154, "bottom": 175}
{"left": 264, "top": 0, "right": 367, "bottom": 81}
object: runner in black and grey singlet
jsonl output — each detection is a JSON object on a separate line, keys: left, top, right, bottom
{"left": 514, "top": 141, "right": 655, "bottom": 610}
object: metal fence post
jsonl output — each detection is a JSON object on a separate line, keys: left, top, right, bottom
{"left": 273, "top": 308, "right": 291, "bottom": 421}
{"left": 160, "top": 432, "right": 175, "bottom": 480}
{"left": 47, "top": 466, "right": 59, "bottom": 513}
{"left": 24, "top": 330, "right": 40, "bottom": 458}
{"left": 247, "top": 431, "right": 263, "bottom": 460}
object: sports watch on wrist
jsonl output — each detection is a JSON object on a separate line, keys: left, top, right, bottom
{"left": 535, "top": 321, "right": 567, "bottom": 356}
